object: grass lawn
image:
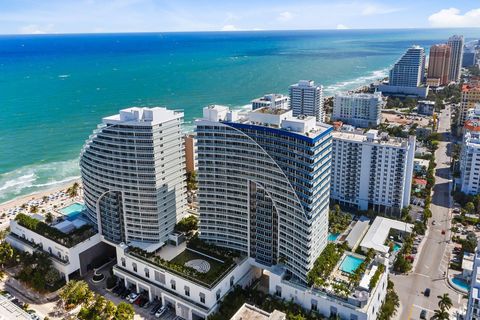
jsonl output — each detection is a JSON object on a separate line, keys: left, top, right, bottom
{"left": 170, "top": 249, "right": 234, "bottom": 286}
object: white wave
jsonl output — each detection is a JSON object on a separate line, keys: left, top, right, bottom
{"left": 0, "top": 159, "right": 80, "bottom": 203}
{"left": 58, "top": 74, "right": 70, "bottom": 78}
{"left": 0, "top": 173, "right": 36, "bottom": 192}
{"left": 324, "top": 67, "right": 390, "bottom": 95}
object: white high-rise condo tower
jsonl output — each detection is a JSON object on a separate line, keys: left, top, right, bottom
{"left": 447, "top": 35, "right": 464, "bottom": 82}
{"left": 80, "top": 107, "right": 187, "bottom": 247}
{"left": 196, "top": 105, "right": 332, "bottom": 283}
{"left": 289, "top": 80, "right": 324, "bottom": 122}
{"left": 331, "top": 128, "right": 415, "bottom": 216}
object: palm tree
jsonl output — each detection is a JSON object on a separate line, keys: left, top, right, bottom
{"left": 115, "top": 302, "right": 134, "bottom": 320}
{"left": 437, "top": 293, "right": 453, "bottom": 312}
{"left": 67, "top": 182, "right": 80, "bottom": 198}
{"left": 430, "top": 308, "right": 450, "bottom": 320}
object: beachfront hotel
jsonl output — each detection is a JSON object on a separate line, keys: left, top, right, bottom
{"left": 332, "top": 91, "right": 383, "bottom": 128}
{"left": 196, "top": 105, "right": 331, "bottom": 283}
{"left": 289, "top": 80, "right": 324, "bottom": 122}
{"left": 80, "top": 107, "right": 187, "bottom": 246}
{"left": 330, "top": 127, "right": 416, "bottom": 216}
{"left": 377, "top": 46, "right": 428, "bottom": 98}
{"left": 447, "top": 35, "right": 464, "bottom": 82}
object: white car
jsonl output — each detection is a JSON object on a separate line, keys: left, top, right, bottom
{"left": 127, "top": 292, "right": 139, "bottom": 303}
{"left": 155, "top": 306, "right": 167, "bottom": 318}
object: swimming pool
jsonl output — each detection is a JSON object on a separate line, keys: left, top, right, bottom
{"left": 451, "top": 277, "right": 470, "bottom": 292}
{"left": 340, "top": 255, "right": 365, "bottom": 274}
{"left": 60, "top": 203, "right": 85, "bottom": 221}
{"left": 393, "top": 243, "right": 401, "bottom": 252}
{"left": 328, "top": 233, "right": 339, "bottom": 242}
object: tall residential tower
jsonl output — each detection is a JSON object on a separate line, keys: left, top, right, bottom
{"left": 447, "top": 35, "right": 464, "bottom": 82}
{"left": 196, "top": 105, "right": 332, "bottom": 283}
{"left": 289, "top": 80, "right": 324, "bottom": 122}
{"left": 427, "top": 44, "right": 451, "bottom": 86}
{"left": 80, "top": 107, "right": 187, "bottom": 247}
{"left": 332, "top": 91, "right": 383, "bottom": 128}
{"left": 389, "top": 45, "right": 426, "bottom": 87}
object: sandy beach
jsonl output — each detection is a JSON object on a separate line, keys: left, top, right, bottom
{"left": 0, "top": 178, "right": 82, "bottom": 214}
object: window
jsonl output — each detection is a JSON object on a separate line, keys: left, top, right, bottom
{"left": 121, "top": 258, "right": 126, "bottom": 267}
{"left": 171, "top": 280, "right": 176, "bottom": 290}
{"left": 230, "top": 276, "right": 234, "bottom": 287}
{"left": 184, "top": 286, "right": 190, "bottom": 297}
{"left": 200, "top": 293, "right": 205, "bottom": 304}
{"left": 216, "top": 289, "right": 221, "bottom": 301}
{"left": 132, "top": 263, "right": 137, "bottom": 272}
{"left": 311, "top": 299, "right": 317, "bottom": 311}
{"left": 145, "top": 268, "right": 150, "bottom": 278}
{"left": 275, "top": 286, "right": 282, "bottom": 298}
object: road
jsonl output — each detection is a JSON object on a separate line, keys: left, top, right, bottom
{"left": 392, "top": 104, "right": 465, "bottom": 320}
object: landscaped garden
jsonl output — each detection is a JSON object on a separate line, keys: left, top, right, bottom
{"left": 129, "top": 237, "right": 238, "bottom": 288}
{"left": 306, "top": 243, "right": 347, "bottom": 287}
{"left": 15, "top": 213, "right": 95, "bottom": 248}
{"left": 328, "top": 205, "right": 352, "bottom": 234}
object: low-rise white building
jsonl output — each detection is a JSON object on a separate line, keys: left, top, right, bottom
{"left": 267, "top": 258, "right": 388, "bottom": 320}
{"left": 7, "top": 216, "right": 106, "bottom": 281}
{"left": 417, "top": 100, "right": 435, "bottom": 116}
{"left": 113, "top": 242, "right": 261, "bottom": 320}
{"left": 332, "top": 92, "right": 383, "bottom": 128}
{"left": 331, "top": 129, "right": 416, "bottom": 216}
{"left": 360, "top": 217, "right": 413, "bottom": 255}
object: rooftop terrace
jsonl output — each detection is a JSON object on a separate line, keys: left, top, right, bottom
{"left": 127, "top": 236, "right": 240, "bottom": 289}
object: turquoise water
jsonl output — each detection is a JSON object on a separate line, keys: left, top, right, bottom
{"left": 328, "top": 233, "right": 339, "bottom": 242}
{"left": 451, "top": 277, "right": 470, "bottom": 292}
{"left": 1, "top": 29, "right": 480, "bottom": 203}
{"left": 393, "top": 243, "right": 401, "bottom": 252}
{"left": 340, "top": 255, "right": 365, "bottom": 274}
{"left": 60, "top": 203, "right": 85, "bottom": 221}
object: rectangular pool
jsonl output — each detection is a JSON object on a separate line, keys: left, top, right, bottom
{"left": 328, "top": 233, "right": 339, "bottom": 242}
{"left": 59, "top": 203, "right": 85, "bottom": 221}
{"left": 339, "top": 255, "right": 365, "bottom": 274}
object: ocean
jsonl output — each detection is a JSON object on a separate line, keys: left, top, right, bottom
{"left": 1, "top": 28, "right": 479, "bottom": 203}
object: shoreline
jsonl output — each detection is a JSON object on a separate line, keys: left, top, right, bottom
{"left": 0, "top": 178, "right": 82, "bottom": 212}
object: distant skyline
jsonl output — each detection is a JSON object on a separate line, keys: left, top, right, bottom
{"left": 0, "top": 0, "right": 480, "bottom": 35}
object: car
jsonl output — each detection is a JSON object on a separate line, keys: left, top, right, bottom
{"left": 420, "top": 309, "right": 427, "bottom": 319}
{"left": 155, "top": 306, "right": 167, "bottom": 318}
{"left": 143, "top": 300, "right": 152, "bottom": 309}
{"left": 27, "top": 310, "right": 41, "bottom": 320}
{"left": 150, "top": 303, "right": 162, "bottom": 315}
{"left": 432, "top": 220, "right": 436, "bottom": 225}
{"left": 424, "top": 288, "right": 430, "bottom": 297}
{"left": 127, "top": 292, "right": 139, "bottom": 303}
{"left": 139, "top": 297, "right": 148, "bottom": 307}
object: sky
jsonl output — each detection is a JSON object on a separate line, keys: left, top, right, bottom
{"left": 1, "top": 0, "right": 480, "bottom": 35}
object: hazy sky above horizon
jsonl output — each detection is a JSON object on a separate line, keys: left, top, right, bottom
{"left": 1, "top": 0, "right": 480, "bottom": 35}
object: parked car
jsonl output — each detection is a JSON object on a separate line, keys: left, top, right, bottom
{"left": 143, "top": 300, "right": 152, "bottom": 309}
{"left": 420, "top": 309, "right": 427, "bottom": 319}
{"left": 127, "top": 292, "right": 139, "bottom": 303}
{"left": 155, "top": 306, "right": 167, "bottom": 318}
{"left": 150, "top": 303, "right": 162, "bottom": 315}
{"left": 1, "top": 291, "right": 14, "bottom": 301}
{"left": 424, "top": 288, "right": 430, "bottom": 297}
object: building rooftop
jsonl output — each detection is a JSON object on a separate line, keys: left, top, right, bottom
{"left": 360, "top": 217, "right": 413, "bottom": 254}
{"left": 332, "top": 130, "right": 408, "bottom": 147}
{"left": 0, "top": 295, "right": 32, "bottom": 320}
{"left": 230, "top": 303, "right": 286, "bottom": 320}
{"left": 103, "top": 107, "right": 183, "bottom": 126}
{"left": 200, "top": 105, "right": 331, "bottom": 139}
